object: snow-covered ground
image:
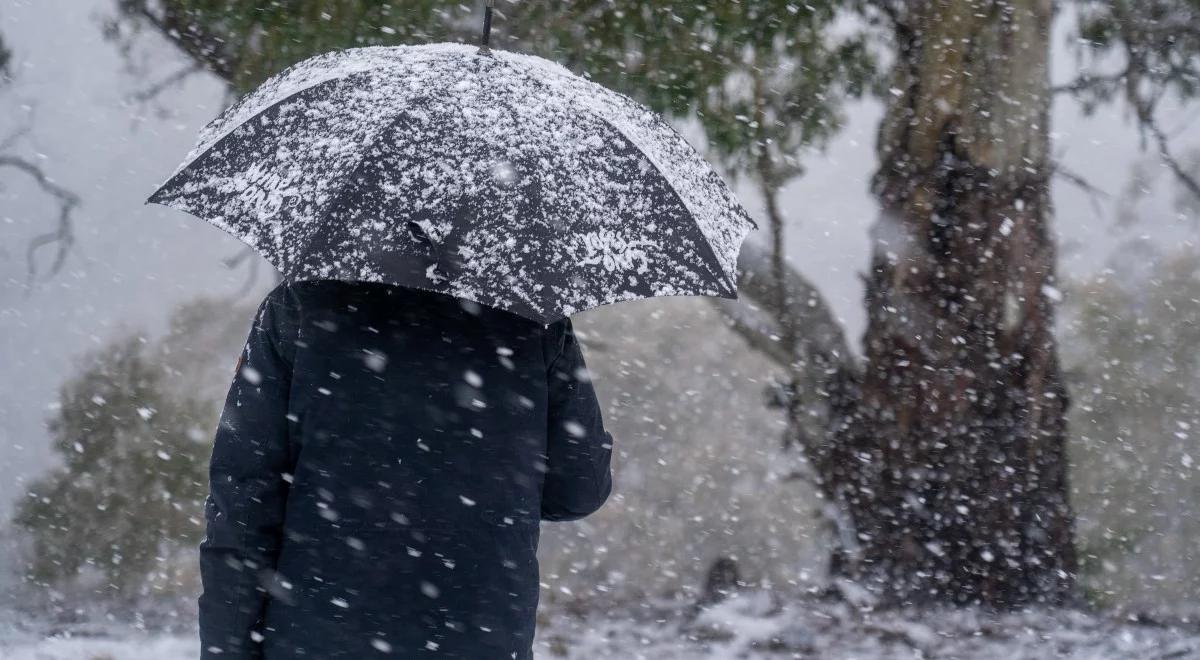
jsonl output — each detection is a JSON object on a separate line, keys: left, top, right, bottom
{"left": 542, "top": 593, "right": 1200, "bottom": 659}
{"left": 4, "top": 593, "right": 1200, "bottom": 659}
{"left": 3, "top": 635, "right": 194, "bottom": 660}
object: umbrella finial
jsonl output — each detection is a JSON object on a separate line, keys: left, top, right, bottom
{"left": 481, "top": 0, "right": 496, "bottom": 48}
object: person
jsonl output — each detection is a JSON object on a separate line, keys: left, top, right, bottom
{"left": 198, "top": 280, "right": 614, "bottom": 659}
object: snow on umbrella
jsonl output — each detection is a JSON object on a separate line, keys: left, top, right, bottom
{"left": 148, "top": 43, "right": 756, "bottom": 323}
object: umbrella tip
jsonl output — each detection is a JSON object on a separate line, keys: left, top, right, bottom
{"left": 480, "top": 0, "right": 495, "bottom": 49}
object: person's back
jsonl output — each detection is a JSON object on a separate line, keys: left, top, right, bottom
{"left": 199, "top": 280, "right": 614, "bottom": 659}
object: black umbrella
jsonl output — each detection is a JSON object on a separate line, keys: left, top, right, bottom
{"left": 148, "top": 41, "right": 755, "bottom": 323}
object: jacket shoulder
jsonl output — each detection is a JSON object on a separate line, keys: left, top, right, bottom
{"left": 256, "top": 280, "right": 306, "bottom": 363}
{"left": 541, "top": 317, "right": 575, "bottom": 370}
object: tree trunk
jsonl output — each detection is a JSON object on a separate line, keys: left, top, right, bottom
{"left": 815, "top": 0, "right": 1077, "bottom": 607}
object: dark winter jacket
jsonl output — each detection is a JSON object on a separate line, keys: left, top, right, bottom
{"left": 199, "top": 280, "right": 614, "bottom": 659}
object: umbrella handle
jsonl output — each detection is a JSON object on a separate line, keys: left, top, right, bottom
{"left": 481, "top": 0, "right": 495, "bottom": 48}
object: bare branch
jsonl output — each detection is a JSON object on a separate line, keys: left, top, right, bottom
{"left": 1053, "top": 163, "right": 1109, "bottom": 217}
{"left": 733, "top": 240, "right": 853, "bottom": 370}
{"left": 1143, "top": 112, "right": 1200, "bottom": 202}
{"left": 128, "top": 62, "right": 204, "bottom": 103}
{"left": 712, "top": 297, "right": 794, "bottom": 368}
{"left": 1051, "top": 68, "right": 1128, "bottom": 96}
{"left": 0, "top": 155, "right": 81, "bottom": 283}
{"left": 1059, "top": 2, "right": 1200, "bottom": 202}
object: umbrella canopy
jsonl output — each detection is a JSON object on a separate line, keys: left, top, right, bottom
{"left": 148, "top": 43, "right": 755, "bottom": 323}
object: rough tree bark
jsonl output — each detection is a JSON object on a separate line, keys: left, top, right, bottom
{"left": 816, "top": 0, "right": 1076, "bottom": 606}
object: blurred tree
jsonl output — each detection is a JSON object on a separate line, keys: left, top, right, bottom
{"left": 15, "top": 336, "right": 210, "bottom": 598}
{"left": 533, "top": 0, "right": 1081, "bottom": 607}
{"left": 512, "top": 3, "right": 1079, "bottom": 605}
{"left": 13, "top": 296, "right": 254, "bottom": 602}
{"left": 807, "top": 0, "right": 1075, "bottom": 606}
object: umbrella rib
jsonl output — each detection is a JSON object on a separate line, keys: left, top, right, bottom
{"left": 286, "top": 54, "right": 502, "bottom": 278}
{"left": 488, "top": 54, "right": 739, "bottom": 296}
{"left": 159, "top": 74, "right": 359, "bottom": 186}
{"left": 150, "top": 70, "right": 406, "bottom": 283}
{"left": 286, "top": 93, "right": 430, "bottom": 278}
{"left": 591, "top": 114, "right": 739, "bottom": 296}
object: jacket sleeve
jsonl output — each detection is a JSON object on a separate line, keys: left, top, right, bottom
{"left": 540, "top": 319, "right": 614, "bottom": 522}
{"left": 199, "top": 283, "right": 300, "bottom": 660}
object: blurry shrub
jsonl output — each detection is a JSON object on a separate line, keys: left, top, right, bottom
{"left": 1065, "top": 242, "right": 1200, "bottom": 609}
{"left": 12, "top": 297, "right": 254, "bottom": 608}
{"left": 14, "top": 336, "right": 209, "bottom": 599}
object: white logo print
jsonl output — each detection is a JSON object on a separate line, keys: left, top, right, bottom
{"left": 575, "top": 229, "right": 653, "bottom": 274}
{"left": 240, "top": 161, "right": 300, "bottom": 220}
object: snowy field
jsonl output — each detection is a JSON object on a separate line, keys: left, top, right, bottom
{"left": 4, "top": 593, "right": 1200, "bottom": 659}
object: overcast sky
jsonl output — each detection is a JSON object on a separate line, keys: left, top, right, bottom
{"left": 1, "top": 0, "right": 1197, "bottom": 513}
